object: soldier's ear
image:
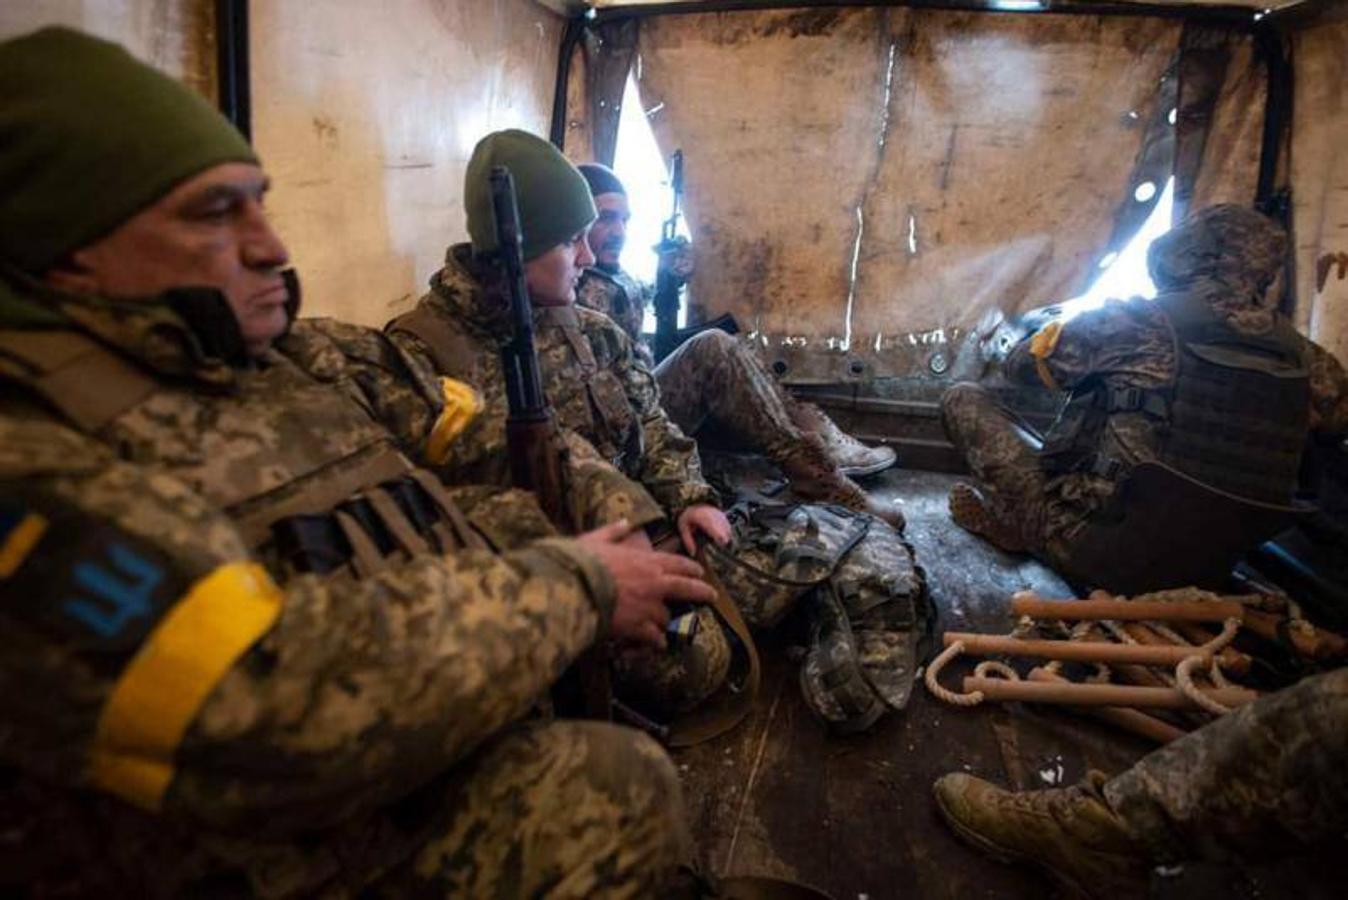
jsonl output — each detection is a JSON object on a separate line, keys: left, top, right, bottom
{"left": 43, "top": 252, "right": 101, "bottom": 296}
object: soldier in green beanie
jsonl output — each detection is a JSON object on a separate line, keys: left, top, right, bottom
{"left": 389, "top": 131, "right": 760, "bottom": 736}
{"left": 0, "top": 27, "right": 713, "bottom": 898}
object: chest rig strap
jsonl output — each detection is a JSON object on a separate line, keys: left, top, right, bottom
{"left": 535, "top": 306, "right": 599, "bottom": 380}
{"left": 0, "top": 329, "right": 160, "bottom": 433}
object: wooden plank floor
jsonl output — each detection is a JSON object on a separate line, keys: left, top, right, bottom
{"left": 676, "top": 469, "right": 1342, "bottom": 899}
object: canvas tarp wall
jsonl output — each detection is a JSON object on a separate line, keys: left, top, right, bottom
{"left": 571, "top": 7, "right": 1290, "bottom": 383}
{"left": 612, "top": 8, "right": 1202, "bottom": 381}
{"left": 1291, "top": 5, "right": 1348, "bottom": 364}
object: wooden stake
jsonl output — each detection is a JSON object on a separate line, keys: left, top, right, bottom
{"left": 1010, "top": 596, "right": 1244, "bottom": 623}
{"left": 963, "top": 676, "right": 1258, "bottom": 709}
{"left": 943, "top": 632, "right": 1211, "bottom": 666}
{"left": 1027, "top": 668, "right": 1187, "bottom": 744}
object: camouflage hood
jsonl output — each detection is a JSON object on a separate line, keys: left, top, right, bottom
{"left": 1147, "top": 204, "right": 1286, "bottom": 333}
{"left": 426, "top": 243, "right": 514, "bottom": 342}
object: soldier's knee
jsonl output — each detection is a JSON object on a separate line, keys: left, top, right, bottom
{"left": 682, "top": 328, "right": 738, "bottom": 364}
{"left": 939, "top": 381, "right": 989, "bottom": 436}
{"left": 571, "top": 721, "right": 690, "bottom": 866}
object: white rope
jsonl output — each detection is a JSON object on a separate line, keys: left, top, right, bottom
{"left": 1173, "top": 617, "right": 1242, "bottom": 715}
{"left": 924, "top": 639, "right": 984, "bottom": 707}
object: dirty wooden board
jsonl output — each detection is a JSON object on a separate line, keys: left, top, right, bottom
{"left": 675, "top": 468, "right": 1343, "bottom": 899}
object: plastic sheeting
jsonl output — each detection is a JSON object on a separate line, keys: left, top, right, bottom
{"left": 1291, "top": 9, "right": 1348, "bottom": 364}
{"left": 632, "top": 8, "right": 1183, "bottom": 380}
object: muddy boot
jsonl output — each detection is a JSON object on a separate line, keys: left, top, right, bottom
{"left": 779, "top": 435, "right": 905, "bottom": 531}
{"left": 933, "top": 771, "right": 1151, "bottom": 899}
{"left": 790, "top": 401, "right": 897, "bottom": 477}
{"left": 947, "top": 481, "right": 1028, "bottom": 553}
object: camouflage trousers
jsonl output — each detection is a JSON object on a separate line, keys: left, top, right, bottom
{"left": 940, "top": 381, "right": 1117, "bottom": 567}
{"left": 655, "top": 329, "right": 805, "bottom": 463}
{"left": 1105, "top": 666, "right": 1348, "bottom": 863}
{"left": 366, "top": 720, "right": 690, "bottom": 899}
{"left": 941, "top": 383, "right": 1052, "bottom": 548}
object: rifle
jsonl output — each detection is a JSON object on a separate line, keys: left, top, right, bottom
{"left": 489, "top": 166, "right": 612, "bottom": 720}
{"left": 652, "top": 149, "right": 685, "bottom": 363}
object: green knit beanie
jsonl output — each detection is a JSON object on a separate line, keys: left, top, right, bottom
{"left": 0, "top": 27, "right": 258, "bottom": 274}
{"left": 465, "top": 130, "right": 597, "bottom": 262}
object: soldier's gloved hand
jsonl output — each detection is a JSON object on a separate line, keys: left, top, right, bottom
{"left": 677, "top": 504, "right": 732, "bottom": 556}
{"left": 578, "top": 520, "right": 715, "bottom": 647}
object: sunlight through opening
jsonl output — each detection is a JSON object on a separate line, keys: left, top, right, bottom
{"left": 613, "top": 70, "right": 690, "bottom": 332}
{"left": 1057, "top": 176, "right": 1175, "bottom": 321}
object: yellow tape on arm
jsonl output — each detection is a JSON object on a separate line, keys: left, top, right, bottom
{"left": 1029, "top": 321, "right": 1064, "bottom": 392}
{"left": 89, "top": 561, "right": 282, "bottom": 810}
{"left": 426, "top": 377, "right": 484, "bottom": 464}
{"left": 0, "top": 513, "right": 47, "bottom": 578}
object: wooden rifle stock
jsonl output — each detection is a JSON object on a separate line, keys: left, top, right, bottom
{"left": 490, "top": 166, "right": 612, "bottom": 721}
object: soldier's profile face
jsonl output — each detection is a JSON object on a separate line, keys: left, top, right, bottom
{"left": 525, "top": 228, "right": 596, "bottom": 306}
{"left": 589, "top": 192, "right": 630, "bottom": 267}
{"left": 50, "top": 162, "right": 292, "bottom": 358}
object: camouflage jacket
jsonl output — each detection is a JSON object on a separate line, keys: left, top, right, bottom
{"left": 389, "top": 245, "right": 717, "bottom": 522}
{"left": 0, "top": 278, "right": 614, "bottom": 897}
{"left": 576, "top": 265, "right": 654, "bottom": 367}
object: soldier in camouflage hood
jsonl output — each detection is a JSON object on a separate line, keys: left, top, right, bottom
{"left": 942, "top": 204, "right": 1348, "bottom": 578}
{"left": 574, "top": 163, "right": 904, "bottom": 529}
{"left": 0, "top": 28, "right": 715, "bottom": 897}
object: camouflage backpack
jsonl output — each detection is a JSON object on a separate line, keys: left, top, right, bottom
{"left": 706, "top": 503, "right": 931, "bottom": 733}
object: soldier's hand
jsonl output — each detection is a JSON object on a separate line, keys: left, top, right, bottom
{"left": 578, "top": 520, "right": 715, "bottom": 647}
{"left": 676, "top": 504, "right": 732, "bottom": 555}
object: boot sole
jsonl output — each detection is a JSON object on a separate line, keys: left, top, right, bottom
{"left": 933, "top": 789, "right": 1094, "bottom": 900}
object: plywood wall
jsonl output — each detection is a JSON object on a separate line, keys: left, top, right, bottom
{"left": 252, "top": 0, "right": 564, "bottom": 326}
{"left": 2, "top": 0, "right": 563, "bottom": 328}
{"left": 0, "top": 0, "right": 215, "bottom": 97}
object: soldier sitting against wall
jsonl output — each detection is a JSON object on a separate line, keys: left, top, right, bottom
{"left": 0, "top": 28, "right": 714, "bottom": 897}
{"left": 574, "top": 163, "right": 903, "bottom": 529}
{"left": 388, "top": 130, "right": 754, "bottom": 732}
{"left": 941, "top": 204, "right": 1348, "bottom": 581}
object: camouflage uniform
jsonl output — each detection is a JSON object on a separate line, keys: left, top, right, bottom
{"left": 577, "top": 268, "right": 899, "bottom": 495}
{"left": 388, "top": 247, "right": 732, "bottom": 724}
{"left": 943, "top": 206, "right": 1348, "bottom": 567}
{"left": 1104, "top": 665, "right": 1348, "bottom": 863}
{"left": 576, "top": 265, "right": 654, "bottom": 368}
{"left": 393, "top": 246, "right": 717, "bottom": 525}
{"left": 0, "top": 279, "right": 688, "bottom": 897}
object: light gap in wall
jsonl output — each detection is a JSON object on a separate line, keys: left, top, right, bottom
{"left": 612, "top": 71, "right": 689, "bottom": 334}
{"left": 1058, "top": 176, "right": 1175, "bottom": 321}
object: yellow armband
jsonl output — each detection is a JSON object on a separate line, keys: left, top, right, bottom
{"left": 1029, "top": 321, "right": 1064, "bottom": 391}
{"left": 91, "top": 562, "right": 282, "bottom": 810}
{"left": 426, "top": 377, "right": 484, "bottom": 465}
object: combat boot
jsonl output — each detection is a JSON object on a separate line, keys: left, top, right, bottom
{"left": 779, "top": 435, "right": 905, "bottom": 531}
{"left": 790, "top": 401, "right": 898, "bottom": 477}
{"left": 947, "top": 481, "right": 1028, "bottom": 553}
{"left": 933, "top": 771, "right": 1151, "bottom": 899}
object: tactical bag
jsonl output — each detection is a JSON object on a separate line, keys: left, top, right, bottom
{"left": 706, "top": 503, "right": 931, "bottom": 733}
